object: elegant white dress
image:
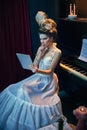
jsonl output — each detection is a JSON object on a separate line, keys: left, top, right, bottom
{"left": 0, "top": 49, "right": 72, "bottom": 130}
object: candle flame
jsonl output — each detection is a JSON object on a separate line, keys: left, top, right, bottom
{"left": 80, "top": 107, "right": 85, "bottom": 112}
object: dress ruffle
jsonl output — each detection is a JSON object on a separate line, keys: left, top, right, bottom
{"left": 0, "top": 86, "right": 62, "bottom": 130}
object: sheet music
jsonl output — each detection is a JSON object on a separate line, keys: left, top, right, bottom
{"left": 16, "top": 53, "right": 33, "bottom": 70}
{"left": 78, "top": 39, "right": 87, "bottom": 62}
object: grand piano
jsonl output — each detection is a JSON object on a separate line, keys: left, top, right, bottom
{"left": 57, "top": 18, "right": 87, "bottom": 99}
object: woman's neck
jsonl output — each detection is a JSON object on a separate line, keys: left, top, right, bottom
{"left": 48, "top": 42, "right": 56, "bottom": 50}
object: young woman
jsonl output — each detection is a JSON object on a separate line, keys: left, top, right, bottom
{"left": 0, "top": 17, "right": 72, "bottom": 130}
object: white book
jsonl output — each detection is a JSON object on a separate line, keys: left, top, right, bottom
{"left": 78, "top": 39, "right": 87, "bottom": 62}
{"left": 16, "top": 53, "right": 33, "bottom": 70}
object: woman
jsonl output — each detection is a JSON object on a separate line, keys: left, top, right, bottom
{"left": 0, "top": 18, "right": 72, "bottom": 130}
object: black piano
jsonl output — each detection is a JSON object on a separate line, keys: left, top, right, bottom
{"left": 57, "top": 18, "right": 87, "bottom": 125}
{"left": 57, "top": 18, "right": 87, "bottom": 100}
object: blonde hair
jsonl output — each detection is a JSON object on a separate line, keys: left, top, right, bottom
{"left": 39, "top": 18, "right": 57, "bottom": 41}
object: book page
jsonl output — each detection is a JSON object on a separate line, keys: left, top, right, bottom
{"left": 78, "top": 39, "right": 87, "bottom": 62}
{"left": 16, "top": 53, "right": 33, "bottom": 70}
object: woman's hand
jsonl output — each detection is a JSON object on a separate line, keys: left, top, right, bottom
{"left": 39, "top": 46, "right": 48, "bottom": 57}
{"left": 29, "top": 65, "right": 38, "bottom": 73}
{"left": 39, "top": 45, "right": 45, "bottom": 51}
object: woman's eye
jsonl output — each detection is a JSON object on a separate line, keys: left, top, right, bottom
{"left": 43, "top": 38, "right": 48, "bottom": 40}
{"left": 40, "top": 38, "right": 47, "bottom": 40}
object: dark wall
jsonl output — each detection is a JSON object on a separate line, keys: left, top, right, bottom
{"left": 76, "top": 0, "right": 87, "bottom": 17}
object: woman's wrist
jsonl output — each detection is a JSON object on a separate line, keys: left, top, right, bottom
{"left": 36, "top": 67, "right": 39, "bottom": 72}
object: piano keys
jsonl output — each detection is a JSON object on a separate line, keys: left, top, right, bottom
{"left": 59, "top": 55, "right": 87, "bottom": 85}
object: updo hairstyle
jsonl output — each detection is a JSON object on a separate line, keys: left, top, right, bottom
{"left": 39, "top": 18, "right": 57, "bottom": 41}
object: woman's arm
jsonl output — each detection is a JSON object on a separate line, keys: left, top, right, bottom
{"left": 33, "top": 46, "right": 49, "bottom": 66}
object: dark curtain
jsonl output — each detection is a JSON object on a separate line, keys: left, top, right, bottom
{"left": 0, "top": 0, "right": 32, "bottom": 91}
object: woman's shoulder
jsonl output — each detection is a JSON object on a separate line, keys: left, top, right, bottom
{"left": 53, "top": 43, "right": 62, "bottom": 54}
{"left": 54, "top": 46, "right": 62, "bottom": 55}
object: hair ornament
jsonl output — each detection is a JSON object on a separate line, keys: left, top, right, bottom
{"left": 44, "top": 23, "right": 52, "bottom": 30}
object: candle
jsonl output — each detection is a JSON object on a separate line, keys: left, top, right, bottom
{"left": 73, "top": 106, "right": 87, "bottom": 130}
{"left": 73, "top": 106, "right": 87, "bottom": 120}
{"left": 73, "top": 4, "right": 76, "bottom": 15}
{"left": 80, "top": 107, "right": 85, "bottom": 112}
{"left": 69, "top": 3, "right": 72, "bottom": 15}
{"left": 79, "top": 106, "right": 87, "bottom": 114}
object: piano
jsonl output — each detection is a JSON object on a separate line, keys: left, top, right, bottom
{"left": 57, "top": 18, "right": 87, "bottom": 95}
{"left": 56, "top": 18, "right": 87, "bottom": 125}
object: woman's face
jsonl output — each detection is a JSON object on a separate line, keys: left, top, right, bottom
{"left": 39, "top": 34, "right": 53, "bottom": 49}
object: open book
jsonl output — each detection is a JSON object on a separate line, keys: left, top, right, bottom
{"left": 16, "top": 53, "right": 33, "bottom": 70}
{"left": 78, "top": 38, "right": 87, "bottom": 62}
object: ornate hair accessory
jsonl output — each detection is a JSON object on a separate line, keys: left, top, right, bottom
{"left": 41, "top": 18, "right": 57, "bottom": 32}
{"left": 35, "top": 11, "right": 48, "bottom": 26}
{"left": 44, "top": 23, "right": 52, "bottom": 30}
